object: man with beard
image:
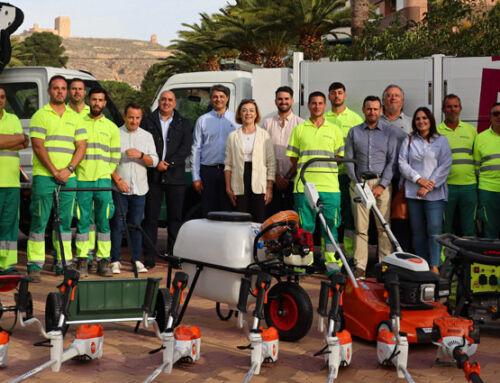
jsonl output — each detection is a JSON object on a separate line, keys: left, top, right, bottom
{"left": 287, "top": 92, "right": 344, "bottom": 277}
{"left": 380, "top": 84, "right": 413, "bottom": 251}
{"left": 74, "top": 87, "right": 120, "bottom": 277}
{"left": 324, "top": 82, "right": 363, "bottom": 260}
{"left": 345, "top": 96, "right": 397, "bottom": 278}
{"left": 437, "top": 94, "right": 477, "bottom": 237}
{"left": 27, "top": 76, "right": 88, "bottom": 282}
{"left": 262, "top": 86, "right": 304, "bottom": 216}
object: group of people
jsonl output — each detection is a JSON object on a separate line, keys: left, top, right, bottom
{"left": 0, "top": 76, "right": 499, "bottom": 283}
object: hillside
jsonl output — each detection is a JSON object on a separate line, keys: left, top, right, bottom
{"left": 62, "top": 37, "right": 171, "bottom": 88}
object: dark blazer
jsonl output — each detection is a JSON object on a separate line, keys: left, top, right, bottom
{"left": 142, "top": 109, "right": 192, "bottom": 185}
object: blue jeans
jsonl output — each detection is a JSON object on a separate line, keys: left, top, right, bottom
{"left": 111, "top": 192, "right": 146, "bottom": 263}
{"left": 407, "top": 199, "right": 446, "bottom": 267}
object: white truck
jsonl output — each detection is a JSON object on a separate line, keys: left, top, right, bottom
{"left": 153, "top": 53, "right": 500, "bottom": 132}
{"left": 0, "top": 66, "right": 123, "bottom": 233}
{"left": 151, "top": 53, "right": 500, "bottom": 220}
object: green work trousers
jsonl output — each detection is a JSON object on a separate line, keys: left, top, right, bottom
{"left": 443, "top": 184, "right": 477, "bottom": 236}
{"left": 294, "top": 192, "right": 341, "bottom": 274}
{"left": 479, "top": 189, "right": 500, "bottom": 239}
{"left": 75, "top": 179, "right": 114, "bottom": 260}
{"left": 0, "top": 188, "right": 19, "bottom": 270}
{"left": 27, "top": 176, "right": 76, "bottom": 269}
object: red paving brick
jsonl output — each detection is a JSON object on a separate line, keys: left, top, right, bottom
{"left": 1, "top": 231, "right": 499, "bottom": 382}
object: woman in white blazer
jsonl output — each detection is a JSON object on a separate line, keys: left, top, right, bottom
{"left": 224, "top": 99, "right": 275, "bottom": 222}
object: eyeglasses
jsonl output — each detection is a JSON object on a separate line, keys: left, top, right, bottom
{"left": 491, "top": 111, "right": 500, "bottom": 117}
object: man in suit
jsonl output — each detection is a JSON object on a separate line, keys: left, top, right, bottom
{"left": 142, "top": 90, "right": 192, "bottom": 267}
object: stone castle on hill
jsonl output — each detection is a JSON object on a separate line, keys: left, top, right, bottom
{"left": 18, "top": 16, "right": 171, "bottom": 88}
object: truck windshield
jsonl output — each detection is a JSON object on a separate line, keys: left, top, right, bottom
{"left": 2, "top": 82, "right": 39, "bottom": 119}
{"left": 171, "top": 87, "right": 212, "bottom": 128}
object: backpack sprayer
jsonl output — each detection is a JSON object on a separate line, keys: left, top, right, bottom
{"left": 237, "top": 272, "right": 279, "bottom": 383}
{"left": 141, "top": 271, "right": 201, "bottom": 382}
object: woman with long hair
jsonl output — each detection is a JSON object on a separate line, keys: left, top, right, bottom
{"left": 398, "top": 107, "right": 452, "bottom": 274}
{"left": 224, "top": 99, "right": 275, "bottom": 222}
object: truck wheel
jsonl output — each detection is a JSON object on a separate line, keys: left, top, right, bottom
{"left": 155, "top": 288, "right": 173, "bottom": 333}
{"left": 264, "top": 282, "right": 313, "bottom": 342}
{"left": 45, "top": 292, "right": 69, "bottom": 335}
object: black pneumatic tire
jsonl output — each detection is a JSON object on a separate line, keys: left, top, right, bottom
{"left": 264, "top": 282, "right": 313, "bottom": 342}
{"left": 155, "top": 288, "right": 173, "bottom": 332}
{"left": 45, "top": 292, "right": 69, "bottom": 335}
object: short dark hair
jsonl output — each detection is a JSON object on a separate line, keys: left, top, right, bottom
{"left": 412, "top": 107, "right": 438, "bottom": 141}
{"left": 442, "top": 94, "right": 461, "bottom": 109}
{"left": 328, "top": 82, "right": 345, "bottom": 92}
{"left": 308, "top": 91, "right": 326, "bottom": 103}
{"left": 363, "top": 95, "right": 381, "bottom": 108}
{"left": 235, "top": 99, "right": 261, "bottom": 124}
{"left": 490, "top": 102, "right": 500, "bottom": 113}
{"left": 48, "top": 75, "right": 67, "bottom": 88}
{"left": 88, "top": 86, "right": 107, "bottom": 98}
{"left": 210, "top": 84, "right": 230, "bottom": 98}
{"left": 69, "top": 78, "right": 85, "bottom": 88}
{"left": 124, "top": 102, "right": 142, "bottom": 116}
{"left": 275, "top": 86, "right": 293, "bottom": 98}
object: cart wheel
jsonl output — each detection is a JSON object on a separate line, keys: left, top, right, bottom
{"left": 14, "top": 292, "right": 34, "bottom": 319}
{"left": 264, "top": 282, "right": 313, "bottom": 342}
{"left": 155, "top": 288, "right": 173, "bottom": 333}
{"left": 45, "top": 292, "right": 69, "bottom": 335}
{"left": 215, "top": 302, "right": 234, "bottom": 321}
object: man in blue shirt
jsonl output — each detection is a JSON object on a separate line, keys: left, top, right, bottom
{"left": 345, "top": 96, "right": 398, "bottom": 278}
{"left": 191, "top": 84, "right": 238, "bottom": 216}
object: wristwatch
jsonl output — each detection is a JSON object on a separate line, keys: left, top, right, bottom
{"left": 67, "top": 165, "right": 75, "bottom": 173}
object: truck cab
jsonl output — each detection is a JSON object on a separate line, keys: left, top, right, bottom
{"left": 0, "top": 66, "right": 123, "bottom": 233}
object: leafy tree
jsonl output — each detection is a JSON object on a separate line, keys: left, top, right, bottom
{"left": 6, "top": 38, "right": 24, "bottom": 67}
{"left": 16, "top": 32, "right": 68, "bottom": 67}
{"left": 100, "top": 80, "right": 138, "bottom": 115}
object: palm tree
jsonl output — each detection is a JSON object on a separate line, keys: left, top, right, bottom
{"left": 351, "top": 0, "right": 370, "bottom": 37}
{"left": 267, "top": 0, "right": 351, "bottom": 60}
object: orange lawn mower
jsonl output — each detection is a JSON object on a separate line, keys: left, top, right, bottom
{"left": 301, "top": 157, "right": 485, "bottom": 382}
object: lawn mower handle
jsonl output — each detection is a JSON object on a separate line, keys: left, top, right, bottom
{"left": 298, "top": 157, "right": 355, "bottom": 189}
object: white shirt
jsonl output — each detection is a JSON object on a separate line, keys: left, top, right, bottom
{"left": 115, "top": 125, "right": 159, "bottom": 196}
{"left": 262, "top": 112, "right": 304, "bottom": 176}
{"left": 241, "top": 131, "right": 256, "bottom": 161}
{"left": 160, "top": 115, "right": 173, "bottom": 160}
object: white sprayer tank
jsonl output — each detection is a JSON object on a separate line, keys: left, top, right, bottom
{"left": 173, "top": 213, "right": 263, "bottom": 309}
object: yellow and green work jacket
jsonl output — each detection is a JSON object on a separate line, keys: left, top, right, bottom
{"left": 67, "top": 103, "right": 90, "bottom": 118}
{"left": 437, "top": 120, "right": 477, "bottom": 185}
{"left": 0, "top": 110, "right": 23, "bottom": 187}
{"left": 76, "top": 114, "right": 120, "bottom": 181}
{"left": 30, "top": 104, "right": 87, "bottom": 178}
{"left": 474, "top": 126, "right": 500, "bottom": 192}
{"left": 324, "top": 107, "right": 363, "bottom": 174}
{"left": 286, "top": 118, "right": 344, "bottom": 193}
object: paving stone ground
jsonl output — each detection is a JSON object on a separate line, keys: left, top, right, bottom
{"left": 1, "top": 230, "right": 499, "bottom": 382}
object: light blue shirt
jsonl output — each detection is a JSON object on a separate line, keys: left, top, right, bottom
{"left": 191, "top": 109, "right": 238, "bottom": 181}
{"left": 345, "top": 121, "right": 397, "bottom": 188}
{"left": 160, "top": 114, "right": 173, "bottom": 160}
{"left": 398, "top": 133, "right": 452, "bottom": 201}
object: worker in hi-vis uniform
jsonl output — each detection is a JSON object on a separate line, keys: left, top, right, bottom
{"left": 0, "top": 86, "right": 29, "bottom": 274}
{"left": 74, "top": 87, "right": 120, "bottom": 277}
{"left": 437, "top": 94, "right": 477, "bottom": 238}
{"left": 27, "top": 76, "right": 88, "bottom": 283}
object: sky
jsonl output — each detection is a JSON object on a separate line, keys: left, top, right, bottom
{"left": 15, "top": 0, "right": 235, "bottom": 46}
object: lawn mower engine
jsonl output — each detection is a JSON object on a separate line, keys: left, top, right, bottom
{"left": 375, "top": 252, "right": 450, "bottom": 307}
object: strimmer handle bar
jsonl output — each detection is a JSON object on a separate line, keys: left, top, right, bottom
{"left": 59, "top": 269, "right": 80, "bottom": 316}
{"left": 16, "top": 277, "right": 30, "bottom": 313}
{"left": 318, "top": 273, "right": 346, "bottom": 318}
{"left": 384, "top": 272, "right": 401, "bottom": 319}
{"left": 253, "top": 272, "right": 272, "bottom": 320}
{"left": 237, "top": 277, "right": 252, "bottom": 313}
{"left": 169, "top": 272, "right": 189, "bottom": 321}
{"left": 142, "top": 278, "right": 157, "bottom": 314}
